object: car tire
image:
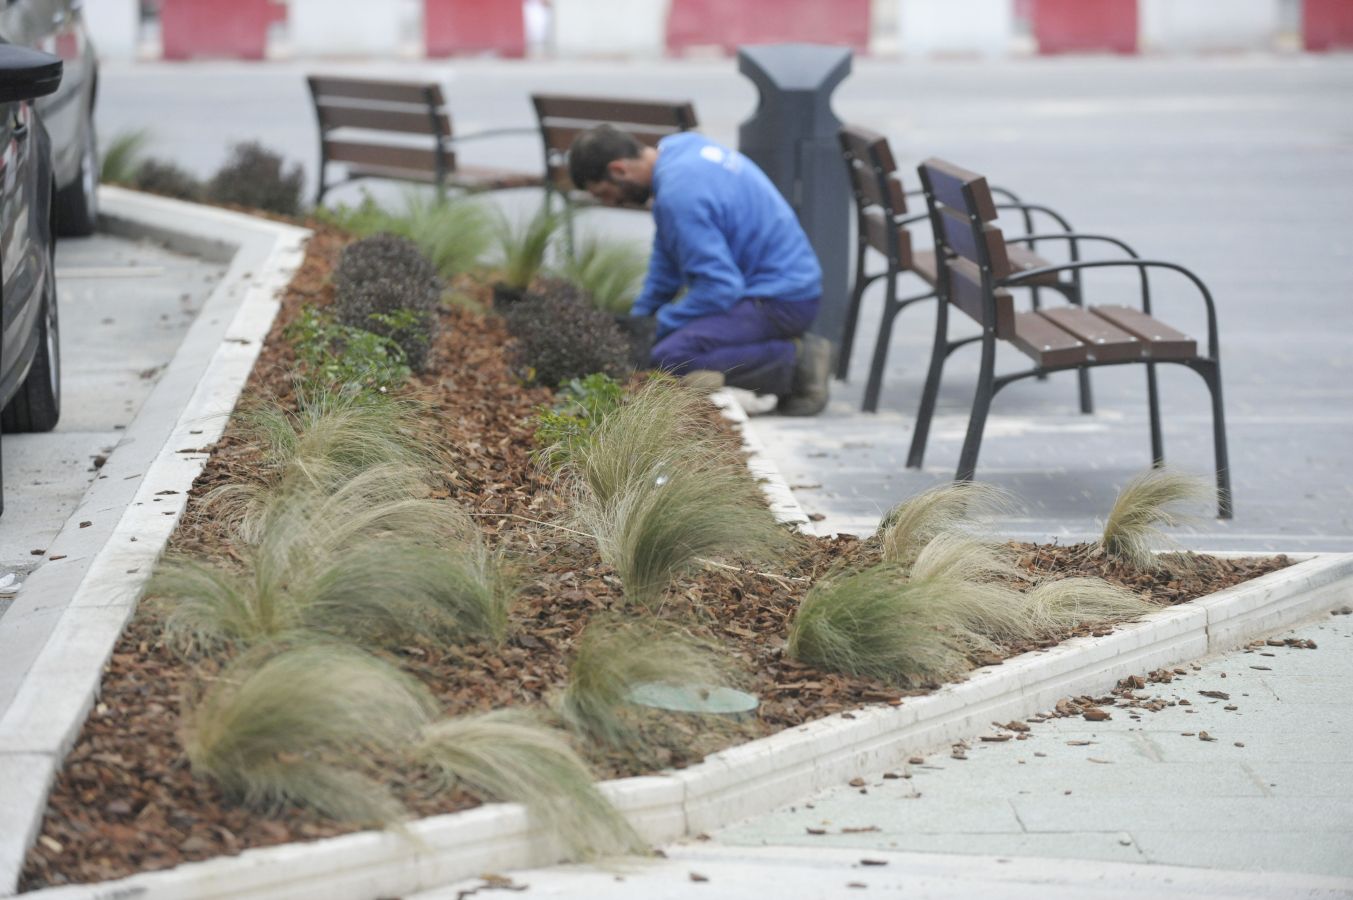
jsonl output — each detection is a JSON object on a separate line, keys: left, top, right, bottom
{"left": 2, "top": 254, "right": 61, "bottom": 433}
{"left": 53, "top": 116, "right": 98, "bottom": 237}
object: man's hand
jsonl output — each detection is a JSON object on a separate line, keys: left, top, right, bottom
{"left": 614, "top": 314, "right": 658, "bottom": 371}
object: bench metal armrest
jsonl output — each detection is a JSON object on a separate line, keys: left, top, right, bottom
{"left": 1004, "top": 232, "right": 1141, "bottom": 260}
{"left": 1003, "top": 259, "right": 1220, "bottom": 359}
{"left": 897, "top": 211, "right": 930, "bottom": 227}
{"left": 990, "top": 185, "right": 1022, "bottom": 204}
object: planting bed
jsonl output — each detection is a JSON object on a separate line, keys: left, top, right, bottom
{"left": 18, "top": 227, "right": 1288, "bottom": 891}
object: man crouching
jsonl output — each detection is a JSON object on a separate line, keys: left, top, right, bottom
{"left": 568, "top": 125, "right": 830, "bottom": 416}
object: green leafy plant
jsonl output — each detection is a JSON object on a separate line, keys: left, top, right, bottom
{"left": 878, "top": 482, "right": 1012, "bottom": 567}
{"left": 332, "top": 234, "right": 443, "bottom": 371}
{"left": 206, "top": 141, "right": 305, "bottom": 216}
{"left": 134, "top": 159, "right": 204, "bottom": 201}
{"left": 559, "top": 616, "right": 731, "bottom": 748}
{"left": 286, "top": 305, "right": 412, "bottom": 394}
{"left": 503, "top": 283, "right": 631, "bottom": 387}
{"left": 533, "top": 373, "right": 626, "bottom": 468}
{"left": 414, "top": 709, "right": 644, "bottom": 860}
{"left": 494, "top": 206, "right": 561, "bottom": 292}
{"left": 181, "top": 642, "right": 436, "bottom": 823}
{"left": 320, "top": 191, "right": 493, "bottom": 280}
{"left": 562, "top": 234, "right": 648, "bottom": 315}
{"left": 154, "top": 466, "right": 513, "bottom": 655}
{"left": 787, "top": 565, "right": 1002, "bottom": 686}
{"left": 1100, "top": 468, "right": 1211, "bottom": 569}
{"left": 100, "top": 128, "right": 151, "bottom": 184}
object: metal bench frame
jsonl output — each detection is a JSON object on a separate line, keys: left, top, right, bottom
{"left": 908, "top": 157, "right": 1233, "bottom": 519}
{"left": 308, "top": 75, "right": 539, "bottom": 206}
{"left": 837, "top": 126, "right": 1084, "bottom": 414}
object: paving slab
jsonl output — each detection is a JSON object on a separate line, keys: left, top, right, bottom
{"left": 417, "top": 845, "right": 1353, "bottom": 900}
{"left": 712, "top": 616, "right": 1353, "bottom": 877}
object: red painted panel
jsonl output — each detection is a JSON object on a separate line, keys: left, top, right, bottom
{"left": 666, "top": 0, "right": 871, "bottom": 56}
{"left": 425, "top": 0, "right": 526, "bottom": 58}
{"left": 1032, "top": 0, "right": 1137, "bottom": 55}
{"left": 161, "top": 0, "right": 283, "bottom": 61}
{"left": 1304, "top": 0, "right": 1353, "bottom": 51}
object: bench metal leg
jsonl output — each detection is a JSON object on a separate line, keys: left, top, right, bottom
{"left": 862, "top": 269, "right": 898, "bottom": 412}
{"left": 955, "top": 332, "right": 998, "bottom": 483}
{"left": 1077, "top": 368, "right": 1095, "bottom": 415}
{"left": 1186, "top": 358, "right": 1233, "bottom": 520}
{"left": 836, "top": 247, "right": 870, "bottom": 382}
{"left": 906, "top": 299, "right": 950, "bottom": 469}
{"left": 1146, "top": 362, "right": 1165, "bottom": 467}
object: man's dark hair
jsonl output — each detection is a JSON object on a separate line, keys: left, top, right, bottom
{"left": 568, "top": 125, "right": 642, "bottom": 190}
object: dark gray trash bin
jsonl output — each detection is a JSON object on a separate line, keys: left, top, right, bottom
{"left": 737, "top": 43, "right": 852, "bottom": 353}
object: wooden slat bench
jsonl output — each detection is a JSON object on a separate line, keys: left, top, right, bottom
{"left": 308, "top": 76, "right": 542, "bottom": 205}
{"left": 837, "top": 125, "right": 1080, "bottom": 414}
{"left": 530, "top": 93, "right": 699, "bottom": 247}
{"left": 906, "top": 157, "right": 1233, "bottom": 518}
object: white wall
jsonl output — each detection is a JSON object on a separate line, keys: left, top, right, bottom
{"left": 83, "top": 0, "right": 140, "bottom": 61}
{"left": 553, "top": 0, "right": 670, "bottom": 57}
{"left": 896, "top": 0, "right": 1015, "bottom": 57}
{"left": 1140, "top": 0, "right": 1282, "bottom": 52}
{"left": 288, "top": 0, "right": 405, "bottom": 56}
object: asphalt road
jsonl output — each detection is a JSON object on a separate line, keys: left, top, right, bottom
{"left": 88, "top": 54, "right": 1353, "bottom": 549}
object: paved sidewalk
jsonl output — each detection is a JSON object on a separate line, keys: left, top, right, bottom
{"left": 423, "top": 613, "right": 1353, "bottom": 900}
{"left": 714, "top": 614, "right": 1353, "bottom": 878}
{"left": 0, "top": 235, "right": 224, "bottom": 616}
{"left": 422, "top": 846, "right": 1352, "bottom": 900}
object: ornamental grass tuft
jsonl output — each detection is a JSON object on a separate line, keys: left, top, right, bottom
{"left": 565, "top": 381, "right": 784, "bottom": 607}
{"left": 219, "top": 389, "right": 431, "bottom": 502}
{"left": 181, "top": 642, "right": 435, "bottom": 823}
{"left": 786, "top": 564, "right": 999, "bottom": 686}
{"left": 878, "top": 482, "right": 1012, "bottom": 567}
{"left": 414, "top": 709, "right": 645, "bottom": 860}
{"left": 494, "top": 206, "right": 561, "bottom": 291}
{"left": 155, "top": 465, "right": 513, "bottom": 655}
{"left": 560, "top": 616, "right": 732, "bottom": 748}
{"left": 1020, "top": 577, "right": 1154, "bottom": 637}
{"left": 562, "top": 234, "right": 648, "bottom": 315}
{"left": 320, "top": 191, "right": 493, "bottom": 279}
{"left": 1100, "top": 468, "right": 1211, "bottom": 569}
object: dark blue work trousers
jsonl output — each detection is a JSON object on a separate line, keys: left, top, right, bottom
{"left": 649, "top": 296, "right": 819, "bottom": 396}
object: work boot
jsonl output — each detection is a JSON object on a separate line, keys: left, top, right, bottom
{"left": 778, "top": 334, "right": 831, "bottom": 416}
{"left": 680, "top": 369, "right": 726, "bottom": 394}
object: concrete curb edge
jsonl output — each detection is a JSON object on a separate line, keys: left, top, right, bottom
{"left": 0, "top": 188, "right": 310, "bottom": 895}
{"left": 22, "top": 550, "right": 1353, "bottom": 898}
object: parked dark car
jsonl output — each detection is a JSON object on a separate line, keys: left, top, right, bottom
{"left": 0, "top": 43, "right": 63, "bottom": 515}
{"left": 3, "top": 0, "right": 98, "bottom": 236}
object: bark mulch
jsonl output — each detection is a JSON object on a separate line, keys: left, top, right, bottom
{"left": 18, "top": 227, "right": 1289, "bottom": 891}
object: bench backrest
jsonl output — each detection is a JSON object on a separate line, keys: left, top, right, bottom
{"left": 838, "top": 124, "right": 914, "bottom": 269}
{"left": 308, "top": 76, "right": 454, "bottom": 180}
{"left": 531, "top": 94, "right": 698, "bottom": 192}
{"left": 917, "top": 157, "right": 1016, "bottom": 339}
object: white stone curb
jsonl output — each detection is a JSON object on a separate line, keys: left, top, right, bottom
{"left": 20, "top": 550, "right": 1352, "bottom": 899}
{"left": 0, "top": 188, "right": 309, "bottom": 895}
{"left": 709, "top": 389, "right": 813, "bottom": 533}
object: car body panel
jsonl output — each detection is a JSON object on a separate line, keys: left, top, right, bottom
{"left": 0, "top": 104, "right": 53, "bottom": 405}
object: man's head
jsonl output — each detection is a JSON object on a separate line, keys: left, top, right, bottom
{"left": 568, "top": 125, "right": 655, "bottom": 207}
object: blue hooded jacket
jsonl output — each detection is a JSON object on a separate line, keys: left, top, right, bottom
{"left": 630, "top": 133, "right": 822, "bottom": 337}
